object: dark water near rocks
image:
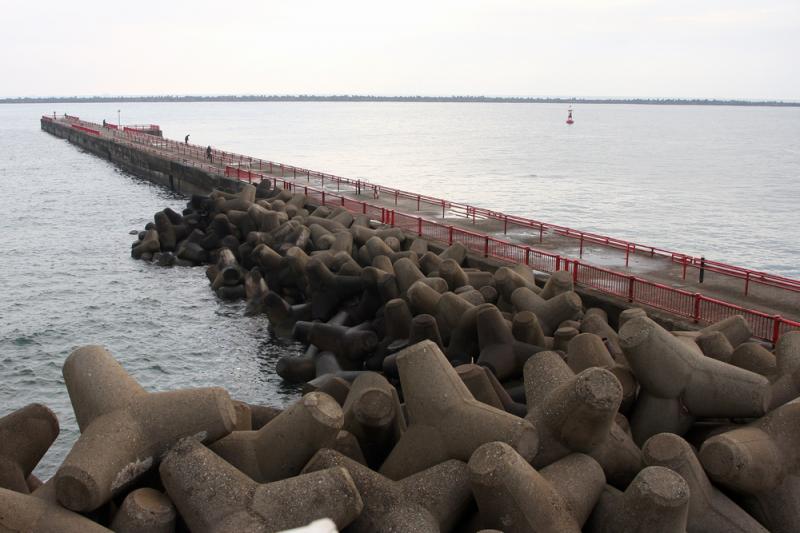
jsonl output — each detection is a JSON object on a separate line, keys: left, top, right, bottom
{"left": 0, "top": 107, "right": 305, "bottom": 479}
{"left": 1, "top": 101, "right": 798, "bottom": 478}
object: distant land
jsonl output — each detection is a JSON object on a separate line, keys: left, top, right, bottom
{"left": 2, "top": 95, "right": 799, "bottom": 107}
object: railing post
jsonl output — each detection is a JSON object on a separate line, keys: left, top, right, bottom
{"left": 504, "top": 215, "right": 508, "bottom": 235}
{"left": 628, "top": 276, "right": 635, "bottom": 302}
{"left": 322, "top": 191, "right": 326, "bottom": 205}
{"left": 539, "top": 224, "right": 543, "bottom": 243}
{"left": 625, "top": 244, "right": 630, "bottom": 267}
{"left": 362, "top": 202, "right": 367, "bottom": 214}
{"left": 693, "top": 293, "right": 702, "bottom": 323}
{"left": 525, "top": 247, "right": 530, "bottom": 266}
{"left": 772, "top": 315, "right": 782, "bottom": 345}
{"left": 572, "top": 260, "right": 579, "bottom": 284}
{"left": 682, "top": 256, "right": 687, "bottom": 280}
{"left": 579, "top": 234, "right": 584, "bottom": 258}
{"left": 417, "top": 194, "right": 420, "bottom": 211}
{"left": 417, "top": 218, "right": 422, "bottom": 236}
{"left": 484, "top": 236, "right": 489, "bottom": 258}
{"left": 745, "top": 271, "right": 750, "bottom": 296}
{"left": 448, "top": 226, "right": 453, "bottom": 245}
{"left": 442, "top": 200, "right": 446, "bottom": 218}
{"left": 381, "top": 208, "right": 385, "bottom": 224}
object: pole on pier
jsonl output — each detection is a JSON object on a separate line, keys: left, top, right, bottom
{"left": 699, "top": 257, "right": 706, "bottom": 284}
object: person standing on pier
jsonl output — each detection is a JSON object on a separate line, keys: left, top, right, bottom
{"left": 185, "top": 134, "right": 190, "bottom": 145}
{"left": 206, "top": 145, "right": 213, "bottom": 163}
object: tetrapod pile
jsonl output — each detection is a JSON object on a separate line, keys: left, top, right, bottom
{"left": 1, "top": 181, "right": 798, "bottom": 532}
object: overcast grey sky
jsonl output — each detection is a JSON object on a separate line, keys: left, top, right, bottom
{"left": 2, "top": 0, "right": 798, "bottom": 100}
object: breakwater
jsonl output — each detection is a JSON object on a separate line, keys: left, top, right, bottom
{"left": 5, "top": 173, "right": 800, "bottom": 531}
{"left": 39, "top": 114, "right": 800, "bottom": 344}
{"left": 40, "top": 116, "right": 244, "bottom": 197}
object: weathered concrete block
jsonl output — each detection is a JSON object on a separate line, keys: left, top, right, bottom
{"left": 468, "top": 442, "right": 604, "bottom": 533}
{"left": 304, "top": 448, "right": 471, "bottom": 533}
{"left": 54, "top": 346, "right": 236, "bottom": 512}
{"left": 523, "top": 351, "right": 642, "bottom": 485}
{"left": 620, "top": 316, "right": 769, "bottom": 444}
{"left": 110, "top": 487, "right": 176, "bottom": 533}
{"left": 0, "top": 487, "right": 111, "bottom": 532}
{"left": 642, "top": 432, "right": 767, "bottom": 533}
{"left": 210, "top": 391, "right": 343, "bottom": 483}
{"left": 341, "top": 372, "right": 406, "bottom": 468}
{"left": 380, "top": 340, "right": 538, "bottom": 479}
{"left": 0, "top": 403, "right": 59, "bottom": 494}
{"left": 161, "top": 438, "right": 362, "bottom": 533}
{"left": 586, "top": 466, "right": 689, "bottom": 533}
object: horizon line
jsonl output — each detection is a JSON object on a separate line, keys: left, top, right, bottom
{"left": 4, "top": 94, "right": 799, "bottom": 107}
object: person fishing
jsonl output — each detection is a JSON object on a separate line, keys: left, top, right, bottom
{"left": 206, "top": 145, "right": 213, "bottom": 163}
{"left": 185, "top": 134, "right": 190, "bottom": 145}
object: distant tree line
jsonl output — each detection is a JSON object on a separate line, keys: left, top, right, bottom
{"left": 3, "top": 94, "right": 798, "bottom": 107}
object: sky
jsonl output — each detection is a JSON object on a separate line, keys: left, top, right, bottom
{"left": 1, "top": 0, "right": 798, "bottom": 100}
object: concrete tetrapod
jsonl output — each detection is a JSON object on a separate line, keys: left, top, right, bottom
{"left": 523, "top": 351, "right": 642, "bottom": 486}
{"left": 0, "top": 403, "right": 59, "bottom": 494}
{"left": 468, "top": 442, "right": 605, "bottom": 533}
{"left": 54, "top": 345, "right": 237, "bottom": 512}
{"left": 619, "top": 316, "right": 770, "bottom": 444}
{"left": 379, "top": 340, "right": 539, "bottom": 480}
{"left": 642, "top": 432, "right": 767, "bottom": 533}
{"left": 292, "top": 321, "right": 378, "bottom": 361}
{"left": 730, "top": 342, "right": 777, "bottom": 376}
{"left": 110, "top": 487, "right": 177, "bottom": 533}
{"left": 476, "top": 305, "right": 546, "bottom": 381}
{"left": 341, "top": 372, "right": 406, "bottom": 469}
{"left": 0, "top": 487, "right": 112, "bottom": 532}
{"left": 567, "top": 332, "right": 637, "bottom": 412}
{"left": 586, "top": 466, "right": 690, "bottom": 533}
{"left": 303, "top": 448, "right": 471, "bottom": 533}
{"left": 698, "top": 399, "right": 800, "bottom": 532}
{"left": 160, "top": 438, "right": 363, "bottom": 533}
{"left": 510, "top": 287, "right": 583, "bottom": 336}
{"left": 210, "top": 391, "right": 343, "bottom": 483}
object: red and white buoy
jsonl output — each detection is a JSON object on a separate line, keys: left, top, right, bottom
{"left": 566, "top": 107, "right": 574, "bottom": 125}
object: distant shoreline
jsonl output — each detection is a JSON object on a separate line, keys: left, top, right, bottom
{"left": 4, "top": 95, "right": 799, "bottom": 107}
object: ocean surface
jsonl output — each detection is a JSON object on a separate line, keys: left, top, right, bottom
{"left": 1, "top": 101, "right": 798, "bottom": 478}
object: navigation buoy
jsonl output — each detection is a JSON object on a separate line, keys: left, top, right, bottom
{"left": 566, "top": 108, "right": 574, "bottom": 125}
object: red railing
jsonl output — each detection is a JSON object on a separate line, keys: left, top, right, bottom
{"left": 48, "top": 115, "right": 800, "bottom": 344}
{"left": 123, "top": 124, "right": 161, "bottom": 131}
{"left": 200, "top": 147, "right": 800, "bottom": 296}
{"left": 70, "top": 124, "right": 100, "bottom": 136}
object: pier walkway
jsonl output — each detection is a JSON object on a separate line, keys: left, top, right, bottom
{"left": 45, "top": 115, "right": 800, "bottom": 343}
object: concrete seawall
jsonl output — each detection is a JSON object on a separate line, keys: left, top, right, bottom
{"left": 41, "top": 119, "right": 243, "bottom": 196}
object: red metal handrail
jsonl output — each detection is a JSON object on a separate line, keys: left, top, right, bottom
{"left": 70, "top": 124, "right": 100, "bottom": 136}
{"left": 203, "top": 146, "right": 800, "bottom": 295}
{"left": 215, "top": 163, "right": 800, "bottom": 344}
